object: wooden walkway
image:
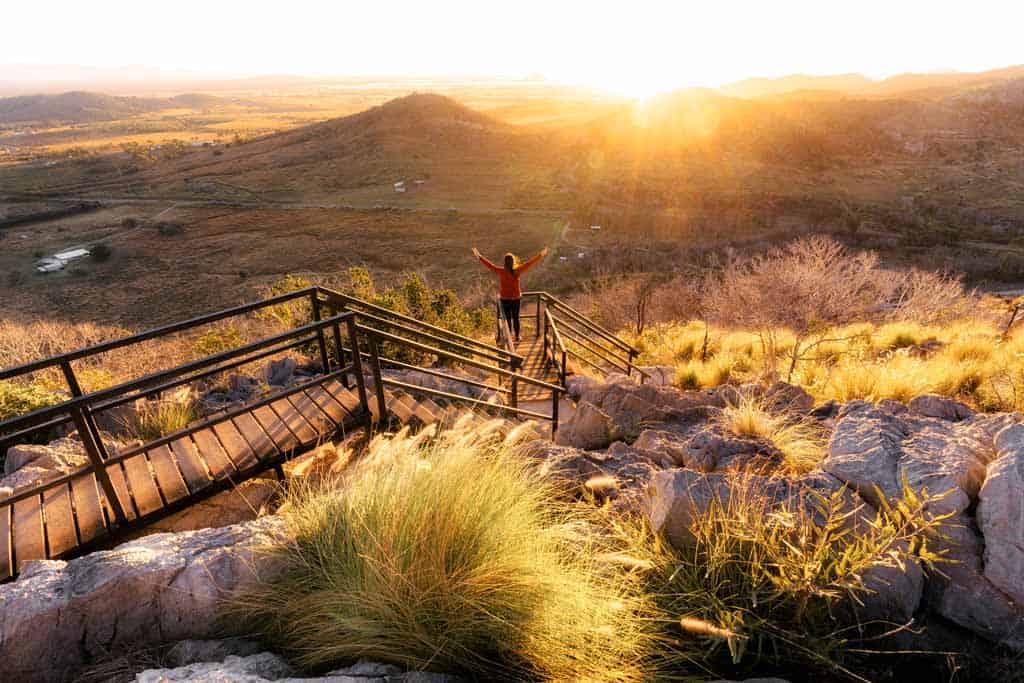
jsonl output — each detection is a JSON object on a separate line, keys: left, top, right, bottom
{"left": 0, "top": 377, "right": 448, "bottom": 581}
{"left": 514, "top": 331, "right": 561, "bottom": 402}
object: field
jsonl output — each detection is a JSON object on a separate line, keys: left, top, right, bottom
{"left": 3, "top": 72, "right": 1024, "bottom": 332}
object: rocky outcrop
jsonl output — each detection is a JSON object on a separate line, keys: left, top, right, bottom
{"left": 0, "top": 435, "right": 136, "bottom": 496}
{"left": 0, "top": 517, "right": 290, "bottom": 683}
{"left": 908, "top": 394, "right": 975, "bottom": 421}
{"left": 555, "top": 401, "right": 617, "bottom": 450}
{"left": 978, "top": 425, "right": 1024, "bottom": 605}
{"left": 135, "top": 653, "right": 456, "bottom": 682}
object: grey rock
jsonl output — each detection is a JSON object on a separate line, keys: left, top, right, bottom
{"left": 164, "top": 638, "right": 266, "bottom": 667}
{"left": 0, "top": 517, "right": 290, "bottom": 683}
{"left": 978, "top": 427, "right": 1024, "bottom": 605}
{"left": 265, "top": 358, "right": 298, "bottom": 386}
{"left": 822, "top": 402, "right": 908, "bottom": 507}
{"left": 908, "top": 394, "right": 975, "bottom": 421}
{"left": 3, "top": 436, "right": 91, "bottom": 475}
{"left": 555, "top": 401, "right": 616, "bottom": 450}
{"left": 136, "top": 653, "right": 458, "bottom": 682}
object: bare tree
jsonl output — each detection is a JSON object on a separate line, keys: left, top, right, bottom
{"left": 704, "top": 237, "right": 902, "bottom": 381}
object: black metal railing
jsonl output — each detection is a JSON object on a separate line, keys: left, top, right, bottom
{"left": 0, "top": 288, "right": 577, "bottom": 580}
{"left": 519, "top": 291, "right": 649, "bottom": 384}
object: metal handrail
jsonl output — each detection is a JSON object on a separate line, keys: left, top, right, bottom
{"left": 523, "top": 291, "right": 636, "bottom": 356}
{"left": 0, "top": 312, "right": 356, "bottom": 436}
{"left": 0, "top": 287, "right": 319, "bottom": 381}
{"left": 382, "top": 378, "right": 552, "bottom": 422}
{"left": 0, "top": 364, "right": 359, "bottom": 509}
{"left": 319, "top": 287, "right": 517, "bottom": 361}
{"left": 550, "top": 314, "right": 632, "bottom": 373}
{"left": 356, "top": 324, "right": 563, "bottom": 393}
{"left": 526, "top": 291, "right": 649, "bottom": 382}
{"left": 339, "top": 306, "right": 513, "bottom": 367}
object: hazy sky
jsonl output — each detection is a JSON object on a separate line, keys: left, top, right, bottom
{"left": 4, "top": 0, "right": 1023, "bottom": 96}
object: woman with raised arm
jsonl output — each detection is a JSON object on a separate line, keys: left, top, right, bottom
{"left": 473, "top": 246, "right": 549, "bottom": 343}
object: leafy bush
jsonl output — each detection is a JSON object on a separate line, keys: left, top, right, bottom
{"left": 232, "top": 422, "right": 649, "bottom": 681}
{"left": 193, "top": 326, "right": 244, "bottom": 357}
{"left": 0, "top": 380, "right": 61, "bottom": 422}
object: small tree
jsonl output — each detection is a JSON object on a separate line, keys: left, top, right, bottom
{"left": 704, "top": 237, "right": 900, "bottom": 381}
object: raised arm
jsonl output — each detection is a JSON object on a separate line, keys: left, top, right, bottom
{"left": 473, "top": 247, "right": 503, "bottom": 274}
{"left": 514, "top": 247, "right": 548, "bottom": 275}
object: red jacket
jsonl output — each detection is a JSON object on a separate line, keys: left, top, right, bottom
{"left": 477, "top": 252, "right": 543, "bottom": 299}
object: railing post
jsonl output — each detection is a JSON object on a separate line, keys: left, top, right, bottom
{"left": 510, "top": 375, "right": 518, "bottom": 409}
{"left": 551, "top": 389, "right": 559, "bottom": 439}
{"left": 311, "top": 293, "right": 331, "bottom": 373}
{"left": 345, "top": 317, "right": 372, "bottom": 427}
{"left": 60, "top": 361, "right": 128, "bottom": 524}
{"left": 333, "top": 321, "right": 350, "bottom": 388}
{"left": 367, "top": 336, "right": 388, "bottom": 426}
{"left": 561, "top": 350, "right": 567, "bottom": 386}
{"left": 535, "top": 294, "right": 541, "bottom": 339}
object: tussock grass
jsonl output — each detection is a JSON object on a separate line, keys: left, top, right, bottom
{"left": 638, "top": 319, "right": 1024, "bottom": 413}
{"left": 718, "top": 396, "right": 828, "bottom": 474}
{"left": 616, "top": 478, "right": 954, "bottom": 681}
{"left": 232, "top": 421, "right": 651, "bottom": 681}
{"left": 120, "top": 400, "right": 198, "bottom": 442}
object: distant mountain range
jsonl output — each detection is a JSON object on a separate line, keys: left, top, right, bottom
{"left": 721, "top": 64, "right": 1024, "bottom": 99}
{"left": 0, "top": 91, "right": 227, "bottom": 124}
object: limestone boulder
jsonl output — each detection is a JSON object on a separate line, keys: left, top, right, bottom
{"left": 977, "top": 425, "right": 1024, "bottom": 605}
{"left": 923, "top": 515, "right": 1024, "bottom": 650}
{"left": 135, "top": 653, "right": 456, "bottom": 682}
{"left": 4, "top": 436, "right": 93, "bottom": 475}
{"left": 530, "top": 440, "right": 660, "bottom": 508}
{"left": 264, "top": 357, "right": 298, "bottom": 387}
{"left": 632, "top": 429, "right": 689, "bottom": 467}
{"left": 0, "top": 517, "right": 290, "bottom": 683}
{"left": 908, "top": 394, "right": 975, "bottom": 421}
{"left": 555, "top": 401, "right": 616, "bottom": 450}
{"left": 897, "top": 419, "right": 993, "bottom": 516}
{"left": 822, "top": 401, "right": 908, "bottom": 507}
{"left": 646, "top": 468, "right": 923, "bottom": 622}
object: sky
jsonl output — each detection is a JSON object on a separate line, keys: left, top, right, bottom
{"left": 3, "top": 0, "right": 1024, "bottom": 97}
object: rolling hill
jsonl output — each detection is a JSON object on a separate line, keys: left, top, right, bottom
{"left": 65, "top": 93, "right": 561, "bottom": 206}
{"left": 0, "top": 91, "right": 227, "bottom": 125}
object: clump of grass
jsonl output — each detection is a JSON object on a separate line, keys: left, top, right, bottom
{"left": 232, "top": 422, "right": 651, "bottom": 681}
{"left": 718, "top": 396, "right": 827, "bottom": 474}
{"left": 619, "top": 477, "right": 954, "bottom": 680}
{"left": 121, "top": 400, "right": 198, "bottom": 441}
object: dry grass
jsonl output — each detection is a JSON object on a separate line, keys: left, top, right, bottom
{"left": 231, "top": 421, "right": 652, "bottom": 681}
{"left": 718, "top": 395, "right": 828, "bottom": 474}
{"left": 636, "top": 318, "right": 1024, "bottom": 413}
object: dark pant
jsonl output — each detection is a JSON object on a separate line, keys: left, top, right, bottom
{"left": 499, "top": 298, "right": 521, "bottom": 340}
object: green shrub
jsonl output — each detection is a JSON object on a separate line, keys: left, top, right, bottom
{"left": 193, "top": 326, "right": 244, "bottom": 357}
{"left": 90, "top": 243, "right": 112, "bottom": 262}
{"left": 0, "top": 380, "right": 62, "bottom": 422}
{"left": 232, "top": 423, "right": 650, "bottom": 681}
